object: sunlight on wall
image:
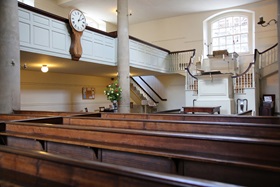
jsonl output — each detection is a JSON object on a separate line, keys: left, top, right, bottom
{"left": 18, "top": 0, "right": 34, "bottom": 6}
{"left": 85, "top": 15, "right": 106, "bottom": 32}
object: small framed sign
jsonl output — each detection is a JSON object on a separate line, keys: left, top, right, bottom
{"left": 264, "top": 96, "right": 272, "bottom": 102}
{"left": 82, "top": 87, "right": 95, "bottom": 99}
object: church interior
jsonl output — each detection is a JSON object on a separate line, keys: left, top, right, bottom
{"left": 0, "top": 0, "right": 279, "bottom": 186}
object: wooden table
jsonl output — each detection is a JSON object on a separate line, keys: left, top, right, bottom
{"left": 182, "top": 106, "right": 221, "bottom": 114}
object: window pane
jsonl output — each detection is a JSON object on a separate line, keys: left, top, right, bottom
{"left": 233, "top": 35, "right": 240, "bottom": 44}
{"left": 240, "top": 44, "right": 248, "bottom": 52}
{"left": 241, "top": 25, "right": 248, "bottom": 33}
{"left": 241, "top": 17, "right": 248, "bottom": 27}
{"left": 212, "top": 29, "right": 219, "bottom": 37}
{"left": 226, "top": 36, "right": 233, "bottom": 44}
{"left": 240, "top": 34, "right": 248, "bottom": 43}
{"left": 220, "top": 28, "right": 226, "bottom": 36}
{"left": 225, "top": 17, "right": 232, "bottom": 27}
{"left": 227, "top": 45, "right": 234, "bottom": 53}
{"left": 213, "top": 46, "right": 219, "bottom": 51}
{"left": 218, "top": 19, "right": 226, "bottom": 29}
{"left": 235, "top": 44, "right": 241, "bottom": 52}
{"left": 234, "top": 26, "right": 240, "bottom": 34}
{"left": 233, "top": 17, "right": 240, "bottom": 27}
{"left": 226, "top": 27, "right": 233, "bottom": 35}
{"left": 220, "top": 37, "right": 226, "bottom": 46}
{"left": 212, "top": 38, "right": 219, "bottom": 46}
{"left": 220, "top": 45, "right": 226, "bottom": 50}
{"left": 212, "top": 21, "right": 219, "bottom": 29}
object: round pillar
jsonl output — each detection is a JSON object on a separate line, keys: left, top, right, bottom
{"left": 0, "top": 0, "right": 20, "bottom": 113}
{"left": 117, "top": 0, "right": 130, "bottom": 113}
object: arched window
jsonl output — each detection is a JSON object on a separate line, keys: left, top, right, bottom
{"left": 204, "top": 10, "right": 254, "bottom": 56}
{"left": 212, "top": 16, "right": 248, "bottom": 53}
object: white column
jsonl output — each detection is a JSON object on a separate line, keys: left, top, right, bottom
{"left": 117, "top": 0, "right": 130, "bottom": 113}
{"left": 0, "top": 0, "right": 20, "bottom": 113}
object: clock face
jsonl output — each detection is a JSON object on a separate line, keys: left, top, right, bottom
{"left": 69, "top": 9, "right": 86, "bottom": 32}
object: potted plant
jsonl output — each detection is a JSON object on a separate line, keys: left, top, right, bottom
{"left": 104, "top": 80, "right": 122, "bottom": 111}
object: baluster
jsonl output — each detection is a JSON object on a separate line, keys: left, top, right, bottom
{"left": 250, "top": 73, "right": 253, "bottom": 88}
{"left": 241, "top": 76, "right": 244, "bottom": 93}
{"left": 237, "top": 77, "right": 239, "bottom": 93}
{"left": 245, "top": 73, "right": 248, "bottom": 88}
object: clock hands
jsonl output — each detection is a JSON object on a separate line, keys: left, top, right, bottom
{"left": 78, "top": 14, "right": 85, "bottom": 22}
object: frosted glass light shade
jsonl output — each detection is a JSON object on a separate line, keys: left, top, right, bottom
{"left": 41, "top": 65, "right": 48, "bottom": 73}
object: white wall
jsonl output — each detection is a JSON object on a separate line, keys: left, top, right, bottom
{"left": 35, "top": 0, "right": 71, "bottom": 18}
{"left": 34, "top": 0, "right": 118, "bottom": 32}
{"left": 21, "top": 70, "right": 113, "bottom": 112}
{"left": 156, "top": 74, "right": 186, "bottom": 111}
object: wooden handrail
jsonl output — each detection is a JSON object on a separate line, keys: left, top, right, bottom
{"left": 255, "top": 43, "right": 278, "bottom": 57}
{"left": 231, "top": 62, "right": 254, "bottom": 78}
{"left": 233, "top": 43, "right": 278, "bottom": 79}
{"left": 170, "top": 49, "right": 196, "bottom": 54}
{"left": 130, "top": 76, "right": 158, "bottom": 104}
{"left": 180, "top": 49, "right": 197, "bottom": 79}
{"left": 185, "top": 66, "right": 198, "bottom": 79}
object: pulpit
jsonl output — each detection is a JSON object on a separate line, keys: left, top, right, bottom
{"left": 194, "top": 73, "right": 234, "bottom": 114}
{"left": 190, "top": 51, "right": 238, "bottom": 114}
{"left": 202, "top": 51, "right": 239, "bottom": 75}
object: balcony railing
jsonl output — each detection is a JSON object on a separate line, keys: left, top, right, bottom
{"left": 169, "top": 49, "right": 196, "bottom": 72}
{"left": 255, "top": 43, "right": 278, "bottom": 69}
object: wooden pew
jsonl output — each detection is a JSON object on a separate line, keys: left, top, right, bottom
{"left": 13, "top": 109, "right": 101, "bottom": 117}
{"left": 1, "top": 121, "right": 280, "bottom": 186}
{"left": 101, "top": 112, "right": 280, "bottom": 124}
{"left": 61, "top": 116, "right": 280, "bottom": 139}
{"left": 1, "top": 146, "right": 237, "bottom": 187}
{"left": 0, "top": 113, "right": 51, "bottom": 120}
{"left": 12, "top": 110, "right": 280, "bottom": 124}
{"left": 14, "top": 112, "right": 280, "bottom": 140}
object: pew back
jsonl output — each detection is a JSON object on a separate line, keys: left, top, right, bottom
{"left": 101, "top": 113, "right": 280, "bottom": 124}
{"left": 1, "top": 146, "right": 236, "bottom": 187}
{"left": 62, "top": 116, "right": 280, "bottom": 139}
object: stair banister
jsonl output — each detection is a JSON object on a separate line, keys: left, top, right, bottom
{"left": 138, "top": 76, "right": 167, "bottom": 101}
{"left": 130, "top": 76, "right": 158, "bottom": 104}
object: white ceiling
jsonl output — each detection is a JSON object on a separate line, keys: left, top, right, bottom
{"left": 57, "top": 0, "right": 262, "bottom": 25}
{"left": 21, "top": 0, "right": 263, "bottom": 77}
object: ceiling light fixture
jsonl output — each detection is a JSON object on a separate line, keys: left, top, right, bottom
{"left": 257, "top": 16, "right": 277, "bottom": 27}
{"left": 41, "top": 65, "right": 49, "bottom": 73}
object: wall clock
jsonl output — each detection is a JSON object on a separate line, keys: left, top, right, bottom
{"left": 68, "top": 9, "right": 86, "bottom": 61}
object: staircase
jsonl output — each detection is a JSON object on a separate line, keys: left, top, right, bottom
{"left": 260, "top": 61, "right": 278, "bottom": 78}
{"left": 130, "top": 78, "right": 158, "bottom": 113}
{"left": 256, "top": 43, "right": 278, "bottom": 78}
